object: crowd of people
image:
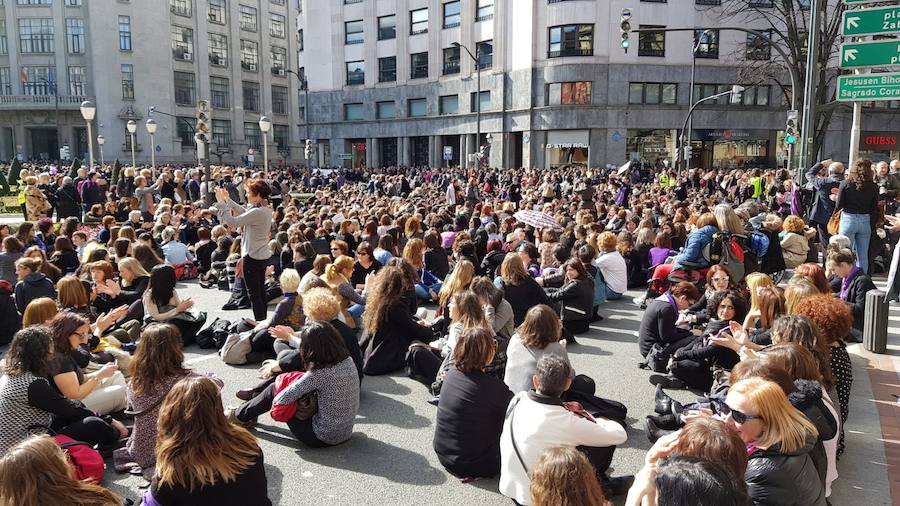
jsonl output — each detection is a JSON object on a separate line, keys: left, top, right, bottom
{"left": 0, "top": 156, "right": 897, "bottom": 505}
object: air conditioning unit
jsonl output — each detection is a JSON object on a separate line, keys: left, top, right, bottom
{"left": 248, "top": 63, "right": 257, "bottom": 71}
{"left": 273, "top": 68, "right": 285, "bottom": 76}
{"left": 182, "top": 51, "right": 192, "bottom": 61}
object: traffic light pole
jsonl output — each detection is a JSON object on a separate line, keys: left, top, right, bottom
{"left": 798, "top": 0, "right": 825, "bottom": 180}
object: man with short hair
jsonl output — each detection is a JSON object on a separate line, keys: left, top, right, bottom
{"left": 806, "top": 159, "right": 845, "bottom": 264}
{"left": 499, "top": 354, "right": 630, "bottom": 504}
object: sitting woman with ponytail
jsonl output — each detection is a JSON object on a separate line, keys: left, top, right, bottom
{"left": 321, "top": 255, "right": 366, "bottom": 324}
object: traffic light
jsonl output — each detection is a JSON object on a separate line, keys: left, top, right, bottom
{"left": 683, "top": 145, "right": 692, "bottom": 160}
{"left": 785, "top": 110, "right": 798, "bottom": 145}
{"left": 620, "top": 9, "right": 632, "bottom": 52}
{"left": 730, "top": 85, "right": 745, "bottom": 104}
{"left": 195, "top": 100, "right": 210, "bottom": 145}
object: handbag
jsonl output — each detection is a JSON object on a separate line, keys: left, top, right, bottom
{"left": 827, "top": 209, "right": 842, "bottom": 236}
{"left": 220, "top": 332, "right": 252, "bottom": 365}
{"left": 54, "top": 435, "right": 106, "bottom": 482}
{"left": 270, "top": 371, "right": 319, "bottom": 422}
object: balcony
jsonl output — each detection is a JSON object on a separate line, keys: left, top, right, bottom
{"left": 0, "top": 95, "right": 94, "bottom": 110}
{"left": 547, "top": 48, "right": 592, "bottom": 58}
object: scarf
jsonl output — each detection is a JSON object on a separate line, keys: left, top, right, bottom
{"left": 840, "top": 266, "right": 861, "bottom": 300}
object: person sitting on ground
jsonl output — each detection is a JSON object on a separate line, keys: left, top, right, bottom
{"left": 143, "top": 264, "right": 203, "bottom": 344}
{"left": 545, "top": 258, "right": 595, "bottom": 341}
{"left": 471, "top": 276, "right": 515, "bottom": 339}
{"left": 322, "top": 255, "right": 366, "bottom": 323}
{"left": 827, "top": 247, "right": 875, "bottom": 342}
{"left": 504, "top": 304, "right": 569, "bottom": 394}
{"left": 638, "top": 281, "right": 700, "bottom": 359}
{"left": 229, "top": 322, "right": 360, "bottom": 448}
{"left": 49, "top": 236, "right": 80, "bottom": 275}
{"left": 0, "top": 435, "right": 123, "bottom": 506}
{"left": 496, "top": 252, "right": 552, "bottom": 326}
{"left": 22, "top": 296, "right": 58, "bottom": 327}
{"left": 145, "top": 376, "right": 271, "bottom": 506}
{"left": 14, "top": 257, "right": 56, "bottom": 314}
{"left": 0, "top": 236, "right": 24, "bottom": 286}
{"left": 433, "top": 327, "right": 513, "bottom": 480}
{"left": 500, "top": 354, "right": 630, "bottom": 504}
{"left": 780, "top": 215, "right": 814, "bottom": 270}
{"left": 592, "top": 231, "right": 628, "bottom": 304}
{"left": 246, "top": 268, "right": 305, "bottom": 358}
{"left": 160, "top": 226, "right": 194, "bottom": 267}
{"left": 530, "top": 446, "right": 612, "bottom": 506}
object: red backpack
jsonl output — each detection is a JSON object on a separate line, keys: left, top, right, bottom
{"left": 54, "top": 435, "right": 105, "bottom": 482}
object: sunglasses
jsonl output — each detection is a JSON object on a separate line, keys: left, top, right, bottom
{"left": 713, "top": 399, "right": 759, "bottom": 424}
{"left": 357, "top": 251, "right": 368, "bottom": 256}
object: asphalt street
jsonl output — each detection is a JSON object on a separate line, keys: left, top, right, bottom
{"left": 103, "top": 279, "right": 895, "bottom": 506}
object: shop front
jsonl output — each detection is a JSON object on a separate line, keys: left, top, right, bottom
{"left": 859, "top": 132, "right": 899, "bottom": 162}
{"left": 691, "top": 129, "right": 773, "bottom": 169}
{"left": 626, "top": 129, "right": 677, "bottom": 166}
{"left": 545, "top": 130, "right": 589, "bottom": 169}
{"left": 348, "top": 139, "right": 367, "bottom": 169}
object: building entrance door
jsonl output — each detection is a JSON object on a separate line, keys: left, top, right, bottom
{"left": 29, "top": 128, "right": 58, "bottom": 161}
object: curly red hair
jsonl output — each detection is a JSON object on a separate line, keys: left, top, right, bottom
{"left": 792, "top": 294, "right": 851, "bottom": 344}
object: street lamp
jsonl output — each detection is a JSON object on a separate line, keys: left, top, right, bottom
{"left": 287, "top": 69, "right": 311, "bottom": 167}
{"left": 453, "top": 42, "right": 482, "bottom": 167}
{"left": 146, "top": 118, "right": 158, "bottom": 173}
{"left": 258, "top": 116, "right": 271, "bottom": 173}
{"left": 126, "top": 120, "right": 137, "bottom": 169}
{"left": 79, "top": 100, "right": 96, "bottom": 170}
{"left": 682, "top": 29, "right": 712, "bottom": 173}
{"left": 96, "top": 135, "right": 105, "bottom": 167}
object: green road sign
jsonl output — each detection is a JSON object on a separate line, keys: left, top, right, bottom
{"left": 842, "top": 6, "right": 900, "bottom": 37}
{"left": 837, "top": 72, "right": 900, "bottom": 101}
{"left": 845, "top": 0, "right": 888, "bottom": 5}
{"left": 840, "top": 40, "right": 900, "bottom": 68}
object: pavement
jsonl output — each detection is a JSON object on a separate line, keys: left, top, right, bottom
{"left": 99, "top": 278, "right": 898, "bottom": 506}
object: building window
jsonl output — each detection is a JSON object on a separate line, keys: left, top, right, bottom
{"left": 0, "top": 68, "right": 11, "bottom": 95}
{"left": 272, "top": 85, "right": 288, "bottom": 114}
{"left": 209, "top": 33, "right": 228, "bottom": 66}
{"left": 118, "top": 15, "right": 131, "bottom": 51}
{"left": 172, "top": 26, "right": 194, "bottom": 61}
{"left": 746, "top": 31, "right": 772, "bottom": 60}
{"left": 410, "top": 52, "right": 428, "bottom": 79}
{"left": 65, "top": 0, "right": 83, "bottom": 5}
{"left": 749, "top": 0, "right": 773, "bottom": 7}
{"left": 242, "top": 81, "right": 259, "bottom": 111}
{"left": 174, "top": 71, "right": 195, "bottom": 105}
{"left": 695, "top": 0, "right": 720, "bottom": 5}
{"left": 476, "top": 0, "right": 493, "bottom": 21}
{"left": 174, "top": 117, "right": 193, "bottom": 146}
{"left": 443, "top": 46, "right": 460, "bottom": 75}
{"left": 408, "top": 98, "right": 427, "bottom": 117}
{"left": 694, "top": 29, "right": 719, "bottom": 59}
{"left": 470, "top": 90, "right": 489, "bottom": 112}
{"left": 344, "top": 103, "right": 364, "bottom": 121}
{"left": 378, "top": 56, "right": 396, "bottom": 83}
{"left": 17, "top": 0, "right": 53, "bottom": 4}
{"left": 68, "top": 66, "right": 85, "bottom": 95}
{"left": 65, "top": 18, "right": 84, "bottom": 54}
{"left": 18, "top": 18, "right": 54, "bottom": 53}
{"left": 378, "top": 15, "right": 396, "bottom": 40}
{"left": 410, "top": 8, "right": 428, "bottom": 35}
{"left": 693, "top": 84, "right": 730, "bottom": 105}
{"left": 271, "top": 46, "right": 287, "bottom": 74}
{"left": 240, "top": 39, "right": 258, "bottom": 71}
{"left": 22, "top": 66, "right": 50, "bottom": 95}
{"left": 548, "top": 24, "right": 593, "bottom": 58}
{"left": 244, "top": 122, "right": 261, "bottom": 148}
{"left": 346, "top": 61, "right": 364, "bottom": 85}
{"left": 376, "top": 101, "right": 395, "bottom": 119}
{"left": 443, "top": 1, "right": 460, "bottom": 28}
{"left": 273, "top": 124, "right": 289, "bottom": 150}
{"left": 212, "top": 119, "right": 231, "bottom": 146}
{"left": 741, "top": 85, "right": 770, "bottom": 106}
{"left": 209, "top": 0, "right": 226, "bottom": 24}
{"left": 270, "top": 13, "right": 285, "bottom": 38}
{"left": 345, "top": 20, "right": 363, "bottom": 44}
{"left": 0, "top": 21, "right": 7, "bottom": 55}
{"left": 121, "top": 64, "right": 134, "bottom": 99}
{"left": 477, "top": 40, "right": 492, "bottom": 69}
{"left": 271, "top": 0, "right": 286, "bottom": 5}
{"left": 239, "top": 5, "right": 257, "bottom": 31}
{"left": 547, "top": 81, "right": 592, "bottom": 105}
{"left": 439, "top": 94, "right": 458, "bottom": 115}
{"left": 210, "top": 76, "right": 230, "bottom": 108}
{"left": 297, "top": 29, "right": 303, "bottom": 51}
{"left": 628, "top": 82, "right": 677, "bottom": 104}
{"left": 638, "top": 25, "right": 665, "bottom": 57}
{"left": 170, "top": 0, "right": 191, "bottom": 17}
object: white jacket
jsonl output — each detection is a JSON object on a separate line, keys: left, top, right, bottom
{"left": 499, "top": 391, "right": 627, "bottom": 505}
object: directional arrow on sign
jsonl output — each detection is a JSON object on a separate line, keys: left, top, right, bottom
{"left": 840, "top": 40, "right": 900, "bottom": 69}
{"left": 846, "top": 16, "right": 859, "bottom": 29}
{"left": 842, "top": 6, "right": 900, "bottom": 37}
{"left": 844, "top": 49, "right": 858, "bottom": 62}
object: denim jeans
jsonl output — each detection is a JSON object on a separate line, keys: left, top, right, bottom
{"left": 415, "top": 282, "right": 442, "bottom": 301}
{"left": 595, "top": 278, "right": 622, "bottom": 305}
{"left": 839, "top": 212, "right": 871, "bottom": 273}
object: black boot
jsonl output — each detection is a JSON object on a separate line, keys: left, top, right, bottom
{"left": 654, "top": 384, "right": 674, "bottom": 415}
{"left": 645, "top": 416, "right": 674, "bottom": 444}
{"left": 648, "top": 413, "right": 682, "bottom": 431}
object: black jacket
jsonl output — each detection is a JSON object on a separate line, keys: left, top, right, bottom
{"left": 805, "top": 163, "right": 843, "bottom": 225}
{"left": 835, "top": 180, "right": 879, "bottom": 218}
{"left": 638, "top": 297, "right": 692, "bottom": 358}
{"left": 499, "top": 277, "right": 552, "bottom": 326}
{"left": 14, "top": 273, "right": 56, "bottom": 314}
{"left": 480, "top": 250, "right": 504, "bottom": 280}
{"left": 55, "top": 183, "right": 82, "bottom": 219}
{"left": 788, "top": 379, "right": 838, "bottom": 491}
{"left": 49, "top": 250, "right": 80, "bottom": 276}
{"left": 361, "top": 300, "right": 432, "bottom": 376}
{"left": 0, "top": 284, "right": 21, "bottom": 346}
{"left": 425, "top": 249, "right": 450, "bottom": 280}
{"left": 842, "top": 272, "right": 876, "bottom": 332}
{"left": 745, "top": 433, "right": 826, "bottom": 506}
{"left": 547, "top": 278, "right": 594, "bottom": 323}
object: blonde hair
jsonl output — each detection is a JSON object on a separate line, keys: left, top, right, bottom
{"left": 714, "top": 204, "right": 745, "bottom": 234}
{"left": 784, "top": 276, "right": 819, "bottom": 314}
{"left": 450, "top": 290, "right": 488, "bottom": 331}
{"left": 22, "top": 297, "right": 58, "bottom": 327}
{"left": 500, "top": 252, "right": 529, "bottom": 286}
{"left": 402, "top": 238, "right": 425, "bottom": 270}
{"left": 745, "top": 272, "right": 775, "bottom": 312}
{"left": 155, "top": 376, "right": 261, "bottom": 491}
{"left": 0, "top": 435, "right": 120, "bottom": 506}
{"left": 118, "top": 257, "right": 150, "bottom": 282}
{"left": 322, "top": 256, "right": 354, "bottom": 288}
{"left": 598, "top": 231, "right": 617, "bottom": 253}
{"left": 279, "top": 268, "right": 301, "bottom": 293}
{"left": 439, "top": 260, "right": 475, "bottom": 309}
{"left": 728, "top": 378, "right": 818, "bottom": 453}
{"left": 56, "top": 276, "right": 88, "bottom": 309}
{"left": 302, "top": 287, "right": 340, "bottom": 321}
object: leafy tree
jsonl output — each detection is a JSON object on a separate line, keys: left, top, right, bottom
{"left": 8, "top": 158, "right": 23, "bottom": 187}
{"left": 68, "top": 158, "right": 81, "bottom": 179}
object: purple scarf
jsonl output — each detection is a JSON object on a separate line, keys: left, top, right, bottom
{"left": 840, "top": 266, "right": 861, "bottom": 300}
{"left": 665, "top": 292, "right": 680, "bottom": 333}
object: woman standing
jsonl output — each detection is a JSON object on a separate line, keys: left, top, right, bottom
{"left": 215, "top": 179, "right": 274, "bottom": 321}
{"left": 836, "top": 159, "right": 879, "bottom": 273}
{"left": 145, "top": 376, "right": 271, "bottom": 505}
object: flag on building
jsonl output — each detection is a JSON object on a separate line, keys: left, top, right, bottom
{"left": 18, "top": 66, "right": 27, "bottom": 83}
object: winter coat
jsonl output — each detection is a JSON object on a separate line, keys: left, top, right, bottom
{"left": 780, "top": 231, "right": 811, "bottom": 269}
{"left": 745, "top": 433, "right": 827, "bottom": 506}
{"left": 14, "top": 272, "right": 57, "bottom": 314}
{"left": 55, "top": 183, "right": 82, "bottom": 219}
{"left": 788, "top": 379, "right": 838, "bottom": 493}
{"left": 0, "top": 281, "right": 21, "bottom": 346}
{"left": 24, "top": 185, "right": 49, "bottom": 221}
{"left": 546, "top": 277, "right": 594, "bottom": 323}
{"left": 841, "top": 272, "right": 877, "bottom": 332}
{"left": 675, "top": 225, "right": 719, "bottom": 267}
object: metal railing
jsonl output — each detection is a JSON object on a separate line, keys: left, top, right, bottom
{"left": 0, "top": 95, "right": 93, "bottom": 108}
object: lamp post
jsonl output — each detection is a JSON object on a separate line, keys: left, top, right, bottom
{"left": 96, "top": 135, "right": 105, "bottom": 167}
{"left": 146, "top": 118, "right": 158, "bottom": 174}
{"left": 258, "top": 116, "right": 271, "bottom": 174}
{"left": 682, "top": 29, "right": 712, "bottom": 173}
{"left": 126, "top": 120, "right": 137, "bottom": 169}
{"left": 453, "top": 42, "right": 481, "bottom": 167}
{"left": 79, "top": 100, "right": 96, "bottom": 170}
{"left": 286, "top": 69, "right": 310, "bottom": 167}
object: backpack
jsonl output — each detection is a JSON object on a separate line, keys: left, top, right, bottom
{"left": 54, "top": 435, "right": 105, "bottom": 482}
{"left": 748, "top": 231, "right": 770, "bottom": 258}
{"left": 719, "top": 236, "right": 746, "bottom": 283}
{"left": 196, "top": 317, "right": 233, "bottom": 349}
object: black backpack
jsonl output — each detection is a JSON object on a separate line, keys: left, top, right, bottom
{"left": 195, "top": 318, "right": 233, "bottom": 349}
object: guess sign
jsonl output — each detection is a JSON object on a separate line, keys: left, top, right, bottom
{"left": 863, "top": 134, "right": 898, "bottom": 148}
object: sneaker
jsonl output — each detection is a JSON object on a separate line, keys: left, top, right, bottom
{"left": 632, "top": 295, "right": 646, "bottom": 306}
{"left": 225, "top": 407, "right": 256, "bottom": 428}
{"left": 235, "top": 389, "right": 255, "bottom": 402}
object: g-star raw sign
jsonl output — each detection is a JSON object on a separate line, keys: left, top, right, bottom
{"left": 842, "top": 6, "right": 900, "bottom": 37}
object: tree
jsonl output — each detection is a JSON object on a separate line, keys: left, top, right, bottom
{"left": 711, "top": 0, "right": 844, "bottom": 165}
{"left": 68, "top": 158, "right": 81, "bottom": 179}
{"left": 0, "top": 170, "right": 9, "bottom": 196}
{"left": 8, "top": 158, "right": 23, "bottom": 187}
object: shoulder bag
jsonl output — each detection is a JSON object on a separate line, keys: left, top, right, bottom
{"left": 827, "top": 209, "right": 842, "bottom": 236}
